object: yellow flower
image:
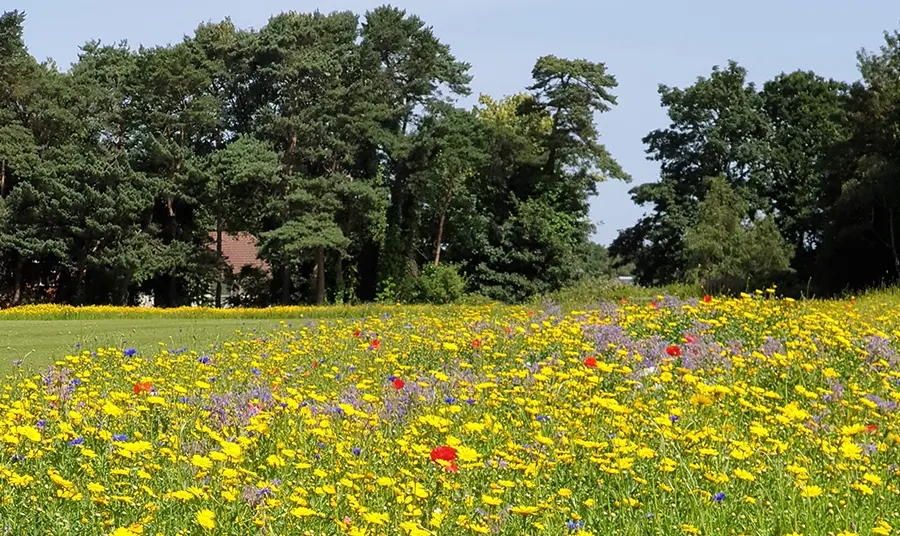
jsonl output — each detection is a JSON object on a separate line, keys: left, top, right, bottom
{"left": 733, "top": 469, "right": 756, "bottom": 482}
{"left": 191, "top": 455, "right": 213, "bottom": 470}
{"left": 510, "top": 505, "right": 540, "bottom": 515}
{"left": 290, "top": 507, "right": 318, "bottom": 518}
{"left": 799, "top": 485, "right": 822, "bottom": 498}
{"left": 482, "top": 494, "right": 502, "bottom": 506}
{"left": 839, "top": 441, "right": 863, "bottom": 461}
{"left": 102, "top": 402, "right": 124, "bottom": 417}
{"left": 196, "top": 509, "right": 215, "bottom": 530}
{"left": 873, "top": 521, "right": 893, "bottom": 536}
{"left": 362, "top": 512, "right": 390, "bottom": 525}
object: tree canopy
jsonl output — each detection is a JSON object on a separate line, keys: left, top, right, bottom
{"left": 0, "top": 7, "right": 626, "bottom": 305}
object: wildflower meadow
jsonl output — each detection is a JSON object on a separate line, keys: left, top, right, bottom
{"left": 2, "top": 294, "right": 900, "bottom": 535}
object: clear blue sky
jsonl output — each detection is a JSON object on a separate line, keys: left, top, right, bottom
{"left": 12, "top": 0, "right": 896, "bottom": 244}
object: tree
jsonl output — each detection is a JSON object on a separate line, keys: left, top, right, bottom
{"left": 684, "top": 177, "right": 792, "bottom": 292}
{"left": 359, "top": 5, "right": 472, "bottom": 287}
{"left": 206, "top": 136, "right": 280, "bottom": 307}
{"left": 611, "top": 62, "right": 771, "bottom": 285}
{"left": 760, "top": 71, "right": 850, "bottom": 279}
{"left": 816, "top": 27, "right": 900, "bottom": 291}
{"left": 464, "top": 56, "right": 630, "bottom": 301}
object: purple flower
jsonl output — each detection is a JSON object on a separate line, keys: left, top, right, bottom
{"left": 111, "top": 434, "right": 128, "bottom": 442}
{"left": 669, "top": 415, "right": 680, "bottom": 423}
{"left": 68, "top": 437, "right": 84, "bottom": 446}
{"left": 352, "top": 447, "right": 361, "bottom": 456}
{"left": 36, "top": 420, "right": 46, "bottom": 429}
{"left": 198, "top": 356, "right": 210, "bottom": 365}
{"left": 123, "top": 348, "right": 137, "bottom": 357}
{"left": 712, "top": 492, "right": 725, "bottom": 503}
{"left": 444, "top": 397, "right": 457, "bottom": 404}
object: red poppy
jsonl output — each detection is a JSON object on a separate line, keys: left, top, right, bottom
{"left": 665, "top": 345, "right": 681, "bottom": 357}
{"left": 392, "top": 378, "right": 405, "bottom": 390}
{"left": 649, "top": 302, "right": 658, "bottom": 309}
{"left": 312, "top": 361, "right": 320, "bottom": 368}
{"left": 352, "top": 330, "right": 361, "bottom": 337}
{"left": 584, "top": 356, "right": 598, "bottom": 368}
{"left": 866, "top": 424, "right": 878, "bottom": 434}
{"left": 445, "top": 462, "right": 459, "bottom": 472}
{"left": 133, "top": 381, "right": 152, "bottom": 395}
{"left": 430, "top": 446, "right": 457, "bottom": 463}
{"left": 371, "top": 339, "right": 381, "bottom": 350}
{"left": 470, "top": 339, "right": 482, "bottom": 349}
{"left": 703, "top": 295, "right": 712, "bottom": 303}
{"left": 685, "top": 335, "right": 697, "bottom": 343}
{"left": 620, "top": 298, "right": 628, "bottom": 304}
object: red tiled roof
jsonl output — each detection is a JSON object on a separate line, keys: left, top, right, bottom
{"left": 208, "top": 232, "right": 270, "bottom": 274}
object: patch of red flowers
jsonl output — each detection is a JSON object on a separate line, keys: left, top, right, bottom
{"left": 430, "top": 446, "right": 458, "bottom": 472}
{"left": 370, "top": 339, "right": 381, "bottom": 350}
{"left": 649, "top": 302, "right": 658, "bottom": 309}
{"left": 133, "top": 381, "right": 152, "bottom": 395}
{"left": 392, "top": 378, "right": 405, "bottom": 390}
{"left": 584, "top": 356, "right": 598, "bottom": 368}
{"left": 703, "top": 295, "right": 712, "bottom": 303}
{"left": 665, "top": 345, "right": 681, "bottom": 357}
{"left": 352, "top": 330, "right": 361, "bottom": 337}
{"left": 470, "top": 339, "right": 482, "bottom": 349}
{"left": 866, "top": 424, "right": 878, "bottom": 434}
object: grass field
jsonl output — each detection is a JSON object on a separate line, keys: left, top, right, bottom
{"left": 1, "top": 295, "right": 899, "bottom": 535}
{"left": 0, "top": 318, "right": 297, "bottom": 374}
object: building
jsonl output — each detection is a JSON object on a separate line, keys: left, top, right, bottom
{"left": 207, "top": 232, "right": 271, "bottom": 306}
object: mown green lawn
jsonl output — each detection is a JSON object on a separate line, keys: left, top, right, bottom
{"left": 0, "top": 319, "right": 295, "bottom": 374}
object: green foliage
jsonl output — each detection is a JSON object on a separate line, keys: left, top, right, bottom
{"left": 406, "top": 264, "right": 467, "bottom": 304}
{"left": 683, "top": 177, "right": 793, "bottom": 293}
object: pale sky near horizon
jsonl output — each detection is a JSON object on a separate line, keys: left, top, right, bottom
{"left": 11, "top": 0, "right": 898, "bottom": 244}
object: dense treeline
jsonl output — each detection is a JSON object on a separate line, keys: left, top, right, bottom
{"left": 0, "top": 8, "right": 626, "bottom": 306}
{"left": 611, "top": 27, "right": 900, "bottom": 295}
{"left": 6, "top": 9, "right": 900, "bottom": 307}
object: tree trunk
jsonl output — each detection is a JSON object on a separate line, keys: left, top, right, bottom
{"left": 215, "top": 223, "right": 223, "bottom": 308}
{"left": 0, "top": 158, "right": 6, "bottom": 198}
{"left": 434, "top": 212, "right": 446, "bottom": 267}
{"left": 335, "top": 255, "right": 345, "bottom": 304}
{"left": 75, "top": 253, "right": 87, "bottom": 306}
{"left": 315, "top": 248, "right": 325, "bottom": 306}
{"left": 281, "top": 266, "right": 291, "bottom": 304}
{"left": 12, "top": 255, "right": 23, "bottom": 306}
{"left": 890, "top": 208, "right": 900, "bottom": 280}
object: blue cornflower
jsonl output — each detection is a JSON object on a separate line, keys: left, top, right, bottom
{"left": 352, "top": 447, "right": 361, "bottom": 456}
{"left": 111, "top": 434, "right": 128, "bottom": 442}
{"left": 669, "top": 414, "right": 680, "bottom": 423}
{"left": 466, "top": 398, "right": 476, "bottom": 405}
{"left": 68, "top": 437, "right": 84, "bottom": 446}
{"left": 198, "top": 355, "right": 210, "bottom": 365}
{"left": 251, "top": 368, "right": 261, "bottom": 376}
{"left": 444, "top": 397, "right": 457, "bottom": 404}
{"left": 36, "top": 420, "right": 46, "bottom": 428}
{"left": 712, "top": 492, "right": 725, "bottom": 503}
{"left": 123, "top": 348, "right": 136, "bottom": 357}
